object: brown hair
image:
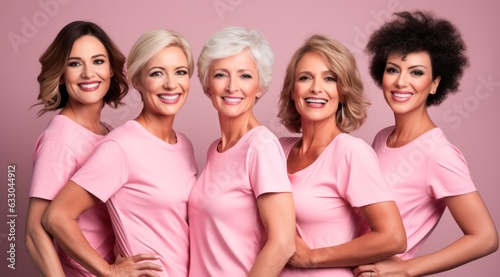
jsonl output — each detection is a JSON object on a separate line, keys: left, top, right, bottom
{"left": 35, "top": 21, "right": 128, "bottom": 115}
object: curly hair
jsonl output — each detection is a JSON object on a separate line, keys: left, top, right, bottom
{"left": 365, "top": 10, "right": 469, "bottom": 106}
{"left": 278, "top": 34, "right": 369, "bottom": 133}
{"left": 35, "top": 21, "right": 128, "bottom": 115}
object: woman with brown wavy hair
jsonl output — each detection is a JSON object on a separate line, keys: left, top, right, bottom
{"left": 26, "top": 21, "right": 127, "bottom": 276}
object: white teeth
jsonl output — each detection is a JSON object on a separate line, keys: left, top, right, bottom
{"left": 393, "top": 93, "right": 412, "bottom": 98}
{"left": 223, "top": 97, "right": 242, "bottom": 103}
{"left": 305, "top": 98, "right": 327, "bottom": 104}
{"left": 159, "top": 94, "right": 180, "bottom": 100}
{"left": 80, "top": 83, "right": 99, "bottom": 89}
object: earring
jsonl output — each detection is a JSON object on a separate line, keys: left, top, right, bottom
{"left": 340, "top": 103, "right": 345, "bottom": 122}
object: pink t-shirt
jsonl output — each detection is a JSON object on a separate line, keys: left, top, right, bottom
{"left": 29, "top": 115, "right": 114, "bottom": 276}
{"left": 188, "top": 126, "right": 292, "bottom": 276}
{"left": 372, "top": 126, "right": 476, "bottom": 259}
{"left": 72, "top": 120, "right": 197, "bottom": 276}
{"left": 279, "top": 134, "right": 394, "bottom": 277}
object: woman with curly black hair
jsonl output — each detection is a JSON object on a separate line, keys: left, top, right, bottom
{"left": 353, "top": 10, "right": 498, "bottom": 277}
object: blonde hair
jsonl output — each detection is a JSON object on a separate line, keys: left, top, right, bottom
{"left": 278, "top": 34, "right": 369, "bottom": 133}
{"left": 127, "top": 29, "right": 194, "bottom": 90}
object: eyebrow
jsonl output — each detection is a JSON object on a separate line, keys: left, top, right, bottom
{"left": 67, "top": 54, "right": 107, "bottom": 60}
{"left": 148, "top": 65, "right": 188, "bottom": 72}
{"left": 386, "top": 61, "right": 427, "bottom": 69}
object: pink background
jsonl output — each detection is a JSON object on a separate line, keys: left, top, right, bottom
{"left": 1, "top": 0, "right": 499, "bottom": 275}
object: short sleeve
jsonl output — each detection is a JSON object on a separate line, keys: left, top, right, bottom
{"left": 340, "top": 139, "right": 394, "bottom": 207}
{"left": 71, "top": 140, "right": 129, "bottom": 202}
{"left": 30, "top": 140, "right": 78, "bottom": 200}
{"left": 426, "top": 144, "right": 476, "bottom": 199}
{"left": 249, "top": 131, "right": 292, "bottom": 197}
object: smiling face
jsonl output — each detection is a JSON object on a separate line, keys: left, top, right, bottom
{"left": 206, "top": 49, "right": 264, "bottom": 120}
{"left": 135, "top": 46, "right": 190, "bottom": 118}
{"left": 293, "top": 51, "right": 340, "bottom": 126}
{"left": 382, "top": 51, "right": 440, "bottom": 115}
{"left": 62, "top": 35, "right": 112, "bottom": 107}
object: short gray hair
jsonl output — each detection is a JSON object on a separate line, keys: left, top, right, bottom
{"left": 197, "top": 26, "right": 274, "bottom": 95}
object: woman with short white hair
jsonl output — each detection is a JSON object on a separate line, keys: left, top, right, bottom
{"left": 188, "top": 26, "right": 296, "bottom": 277}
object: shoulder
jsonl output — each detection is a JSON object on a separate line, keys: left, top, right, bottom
{"left": 374, "top": 126, "right": 394, "bottom": 141}
{"left": 246, "top": 126, "right": 281, "bottom": 147}
{"left": 336, "top": 133, "right": 372, "bottom": 151}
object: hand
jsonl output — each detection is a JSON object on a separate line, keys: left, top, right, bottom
{"left": 287, "top": 236, "right": 314, "bottom": 268}
{"left": 352, "top": 256, "right": 407, "bottom": 277}
{"left": 108, "top": 253, "right": 163, "bottom": 277}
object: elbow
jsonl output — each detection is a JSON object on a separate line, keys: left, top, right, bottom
{"left": 393, "top": 231, "right": 407, "bottom": 254}
{"left": 275, "top": 236, "right": 296, "bottom": 261}
{"left": 279, "top": 237, "right": 296, "bottom": 260}
{"left": 383, "top": 228, "right": 407, "bottom": 256}
{"left": 483, "top": 229, "right": 499, "bottom": 256}
{"left": 41, "top": 208, "right": 58, "bottom": 236}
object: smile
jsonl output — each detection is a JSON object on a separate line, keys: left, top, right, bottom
{"left": 305, "top": 98, "right": 327, "bottom": 104}
{"left": 159, "top": 94, "right": 180, "bottom": 101}
{"left": 222, "top": 97, "right": 242, "bottom": 104}
{"left": 392, "top": 92, "right": 413, "bottom": 98}
{"left": 79, "top": 82, "right": 100, "bottom": 90}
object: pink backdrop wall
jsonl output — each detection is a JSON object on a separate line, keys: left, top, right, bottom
{"left": 1, "top": 0, "right": 498, "bottom": 275}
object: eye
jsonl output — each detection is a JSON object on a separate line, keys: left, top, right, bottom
{"left": 94, "top": 59, "right": 105, "bottom": 65}
{"left": 176, "top": 69, "right": 188, "bottom": 76}
{"left": 297, "top": 75, "right": 311, "bottom": 81}
{"left": 213, "top": 73, "right": 226, "bottom": 78}
{"left": 325, "top": 76, "right": 337, "bottom": 82}
{"left": 241, "top": 73, "right": 252, "bottom": 79}
{"left": 68, "top": 61, "right": 81, "bottom": 67}
{"left": 149, "top": 71, "right": 163, "bottom": 77}
{"left": 411, "top": 70, "right": 424, "bottom": 76}
{"left": 385, "top": 66, "right": 399, "bottom": 74}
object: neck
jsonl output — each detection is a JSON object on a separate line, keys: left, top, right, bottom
{"left": 389, "top": 108, "right": 436, "bottom": 147}
{"left": 135, "top": 109, "right": 176, "bottom": 143}
{"left": 299, "top": 118, "right": 341, "bottom": 154}
{"left": 218, "top": 112, "right": 260, "bottom": 152}
{"left": 60, "top": 100, "right": 106, "bottom": 135}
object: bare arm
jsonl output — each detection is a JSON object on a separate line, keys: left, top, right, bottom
{"left": 354, "top": 192, "right": 498, "bottom": 277}
{"left": 42, "top": 180, "right": 162, "bottom": 277}
{"left": 289, "top": 201, "right": 406, "bottom": 268}
{"left": 248, "top": 192, "right": 296, "bottom": 277}
{"left": 25, "top": 198, "right": 65, "bottom": 277}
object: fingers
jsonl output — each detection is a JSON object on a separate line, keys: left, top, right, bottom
{"left": 352, "top": 264, "right": 373, "bottom": 275}
{"left": 129, "top": 253, "right": 160, "bottom": 262}
{"left": 135, "top": 261, "right": 163, "bottom": 272}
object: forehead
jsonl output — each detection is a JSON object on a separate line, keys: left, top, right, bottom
{"left": 211, "top": 49, "right": 257, "bottom": 71}
{"left": 146, "top": 46, "right": 187, "bottom": 66}
{"left": 70, "top": 35, "right": 106, "bottom": 55}
{"left": 387, "top": 51, "right": 432, "bottom": 66}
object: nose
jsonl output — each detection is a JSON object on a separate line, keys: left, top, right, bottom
{"left": 226, "top": 76, "right": 238, "bottom": 94}
{"left": 395, "top": 73, "right": 408, "bottom": 88}
{"left": 81, "top": 65, "right": 95, "bottom": 79}
{"left": 310, "top": 79, "right": 322, "bottom": 93}
{"left": 163, "top": 75, "right": 178, "bottom": 90}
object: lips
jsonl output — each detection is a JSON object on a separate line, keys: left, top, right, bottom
{"left": 391, "top": 91, "right": 413, "bottom": 102}
{"left": 78, "top": 82, "right": 100, "bottom": 91}
{"left": 304, "top": 98, "right": 328, "bottom": 108}
{"left": 222, "top": 96, "right": 242, "bottom": 104}
{"left": 158, "top": 93, "right": 181, "bottom": 103}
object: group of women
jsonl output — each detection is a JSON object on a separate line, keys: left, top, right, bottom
{"left": 25, "top": 10, "right": 497, "bottom": 277}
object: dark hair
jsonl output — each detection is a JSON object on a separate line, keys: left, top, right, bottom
{"left": 35, "top": 21, "right": 128, "bottom": 115}
{"left": 365, "top": 10, "right": 469, "bottom": 106}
